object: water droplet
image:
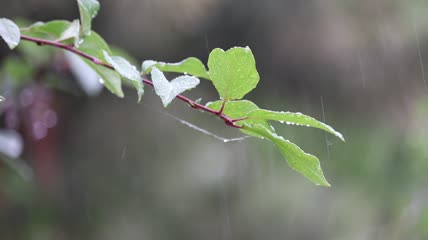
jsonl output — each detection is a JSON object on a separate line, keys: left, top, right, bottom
{"left": 77, "top": 39, "right": 84, "bottom": 47}
{"left": 279, "top": 120, "right": 284, "bottom": 124}
{"left": 0, "top": 96, "right": 4, "bottom": 101}
{"left": 223, "top": 139, "right": 229, "bottom": 143}
{"left": 91, "top": 10, "right": 99, "bottom": 18}
{"left": 98, "top": 78, "right": 104, "bottom": 84}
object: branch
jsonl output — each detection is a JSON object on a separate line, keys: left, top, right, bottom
{"left": 20, "top": 35, "right": 241, "bottom": 128}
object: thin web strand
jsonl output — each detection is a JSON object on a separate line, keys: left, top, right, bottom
{"left": 160, "top": 111, "right": 250, "bottom": 143}
{"left": 320, "top": 96, "right": 331, "bottom": 162}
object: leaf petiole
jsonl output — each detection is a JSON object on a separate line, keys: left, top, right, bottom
{"left": 216, "top": 99, "right": 227, "bottom": 116}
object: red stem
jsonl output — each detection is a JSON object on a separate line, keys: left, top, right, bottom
{"left": 216, "top": 99, "right": 226, "bottom": 116}
{"left": 20, "top": 35, "right": 241, "bottom": 128}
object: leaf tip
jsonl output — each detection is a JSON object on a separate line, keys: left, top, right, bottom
{"left": 336, "top": 131, "right": 345, "bottom": 142}
{"left": 317, "top": 179, "right": 331, "bottom": 187}
{"left": 141, "top": 60, "right": 156, "bottom": 73}
{"left": 116, "top": 92, "right": 125, "bottom": 98}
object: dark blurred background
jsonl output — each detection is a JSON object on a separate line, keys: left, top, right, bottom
{"left": 1, "top": 0, "right": 428, "bottom": 239}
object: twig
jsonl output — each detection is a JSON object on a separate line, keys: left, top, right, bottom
{"left": 20, "top": 35, "right": 241, "bottom": 128}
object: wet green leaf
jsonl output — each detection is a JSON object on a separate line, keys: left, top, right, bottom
{"left": 77, "top": 31, "right": 123, "bottom": 97}
{"left": 103, "top": 50, "right": 144, "bottom": 102}
{"left": 247, "top": 109, "right": 344, "bottom": 141}
{"left": 208, "top": 47, "right": 259, "bottom": 100}
{"left": 151, "top": 67, "right": 199, "bottom": 107}
{"left": 0, "top": 18, "right": 20, "bottom": 49}
{"left": 78, "top": 0, "right": 100, "bottom": 36}
{"left": 16, "top": 41, "right": 53, "bottom": 65}
{"left": 243, "top": 123, "right": 331, "bottom": 186}
{"left": 56, "top": 19, "right": 80, "bottom": 46}
{"left": 21, "top": 20, "right": 71, "bottom": 39}
{"left": 142, "top": 57, "right": 210, "bottom": 80}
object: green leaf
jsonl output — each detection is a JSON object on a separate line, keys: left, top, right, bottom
{"left": 243, "top": 124, "right": 331, "bottom": 186}
{"left": 77, "top": 30, "right": 109, "bottom": 57}
{"left": 207, "top": 47, "right": 259, "bottom": 100}
{"left": 9, "top": 18, "right": 32, "bottom": 28}
{"left": 247, "top": 109, "right": 345, "bottom": 141}
{"left": 142, "top": 57, "right": 210, "bottom": 80}
{"left": 0, "top": 18, "right": 21, "bottom": 49}
{"left": 77, "top": 31, "right": 123, "bottom": 97}
{"left": 103, "top": 51, "right": 141, "bottom": 81}
{"left": 151, "top": 67, "right": 200, "bottom": 107}
{"left": 17, "top": 41, "right": 53, "bottom": 65}
{"left": 103, "top": 50, "right": 144, "bottom": 102}
{"left": 56, "top": 19, "right": 80, "bottom": 46}
{"left": 21, "top": 20, "right": 71, "bottom": 39}
{"left": 78, "top": 0, "right": 100, "bottom": 36}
